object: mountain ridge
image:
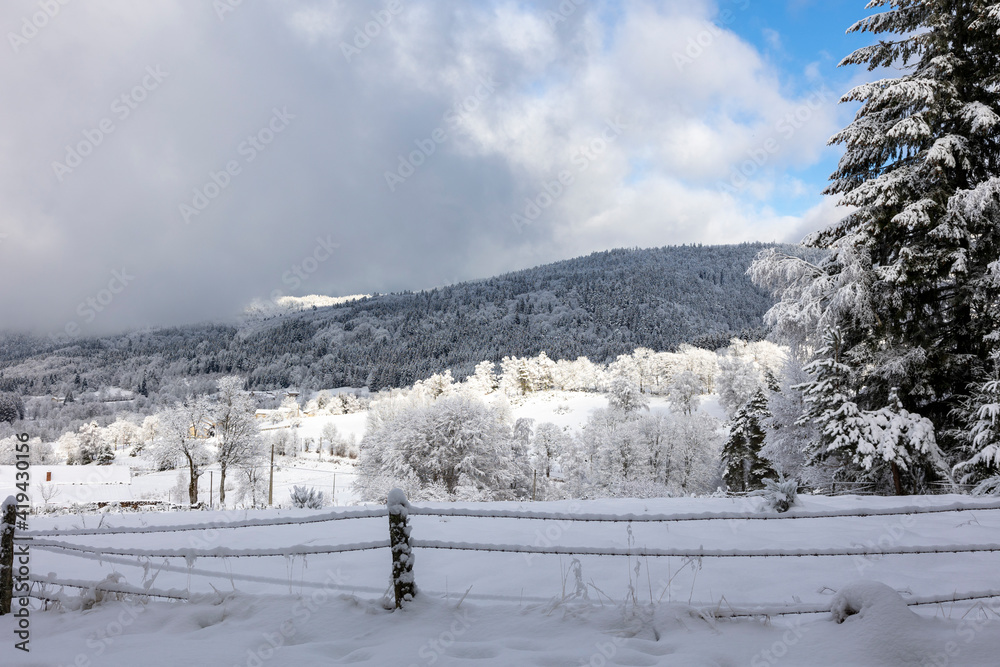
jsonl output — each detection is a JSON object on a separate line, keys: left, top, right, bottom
{"left": 0, "top": 243, "right": 785, "bottom": 396}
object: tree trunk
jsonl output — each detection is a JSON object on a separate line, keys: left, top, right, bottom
{"left": 890, "top": 461, "right": 904, "bottom": 496}
{"left": 219, "top": 463, "right": 227, "bottom": 506}
{"left": 187, "top": 457, "right": 199, "bottom": 506}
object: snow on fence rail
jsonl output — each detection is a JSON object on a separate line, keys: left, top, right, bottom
{"left": 28, "top": 538, "right": 390, "bottom": 559}
{"left": 406, "top": 499, "right": 1000, "bottom": 523}
{"left": 22, "top": 575, "right": 1000, "bottom": 620}
{"left": 19, "top": 498, "right": 1000, "bottom": 538}
{"left": 22, "top": 505, "right": 388, "bottom": 537}
{"left": 408, "top": 539, "right": 1000, "bottom": 558}
{"left": 7, "top": 491, "right": 1000, "bottom": 612}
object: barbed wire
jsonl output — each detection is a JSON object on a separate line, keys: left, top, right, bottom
{"left": 29, "top": 538, "right": 390, "bottom": 559}
{"left": 20, "top": 506, "right": 388, "bottom": 537}
{"left": 406, "top": 501, "right": 1000, "bottom": 523}
{"left": 409, "top": 539, "right": 1000, "bottom": 558}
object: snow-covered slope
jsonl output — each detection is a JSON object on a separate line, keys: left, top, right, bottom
{"left": 8, "top": 494, "right": 1000, "bottom": 666}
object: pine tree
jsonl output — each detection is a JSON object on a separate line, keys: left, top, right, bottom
{"left": 723, "top": 388, "right": 776, "bottom": 493}
{"left": 954, "top": 354, "right": 1000, "bottom": 492}
{"left": 752, "top": 1, "right": 1000, "bottom": 492}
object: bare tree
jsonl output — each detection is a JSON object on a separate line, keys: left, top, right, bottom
{"left": 212, "top": 377, "right": 261, "bottom": 506}
{"left": 155, "top": 399, "right": 212, "bottom": 506}
{"left": 38, "top": 483, "right": 60, "bottom": 508}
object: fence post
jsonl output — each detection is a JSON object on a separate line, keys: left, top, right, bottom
{"left": 387, "top": 488, "right": 415, "bottom": 608}
{"left": 1, "top": 496, "right": 15, "bottom": 615}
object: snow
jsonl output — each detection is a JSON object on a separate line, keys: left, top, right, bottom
{"left": 5, "top": 494, "right": 1000, "bottom": 665}
{"left": 388, "top": 488, "right": 410, "bottom": 515}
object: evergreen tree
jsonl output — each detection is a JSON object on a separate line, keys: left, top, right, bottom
{"left": 954, "top": 354, "right": 1000, "bottom": 493}
{"left": 722, "top": 388, "right": 776, "bottom": 493}
{"left": 752, "top": 1, "right": 1000, "bottom": 492}
{"left": 0, "top": 393, "right": 23, "bottom": 424}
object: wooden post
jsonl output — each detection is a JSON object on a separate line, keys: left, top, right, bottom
{"left": 1, "top": 496, "right": 15, "bottom": 615}
{"left": 268, "top": 443, "right": 275, "bottom": 507}
{"left": 532, "top": 470, "right": 537, "bottom": 501}
{"left": 209, "top": 471, "right": 214, "bottom": 509}
{"left": 387, "top": 488, "right": 415, "bottom": 609}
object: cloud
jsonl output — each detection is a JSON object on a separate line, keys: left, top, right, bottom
{"left": 0, "top": 0, "right": 845, "bottom": 337}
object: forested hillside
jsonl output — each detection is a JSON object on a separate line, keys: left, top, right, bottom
{"left": 0, "top": 243, "right": 783, "bottom": 397}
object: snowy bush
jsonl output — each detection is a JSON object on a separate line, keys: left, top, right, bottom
{"left": 356, "top": 393, "right": 526, "bottom": 502}
{"left": 751, "top": 476, "right": 798, "bottom": 513}
{"left": 290, "top": 485, "right": 324, "bottom": 509}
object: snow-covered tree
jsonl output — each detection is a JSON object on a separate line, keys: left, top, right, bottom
{"left": 722, "top": 389, "right": 776, "bottom": 493}
{"left": 357, "top": 394, "right": 524, "bottom": 501}
{"left": 154, "top": 399, "right": 212, "bottom": 506}
{"left": 0, "top": 393, "right": 25, "bottom": 424}
{"left": 463, "top": 360, "right": 499, "bottom": 395}
{"left": 716, "top": 355, "right": 764, "bottom": 419}
{"left": 70, "top": 421, "right": 114, "bottom": 466}
{"left": 607, "top": 375, "right": 649, "bottom": 414}
{"left": 530, "top": 422, "right": 569, "bottom": 481}
{"left": 664, "top": 411, "right": 723, "bottom": 493}
{"left": 751, "top": 1, "right": 1000, "bottom": 491}
{"left": 213, "top": 376, "right": 261, "bottom": 506}
{"left": 235, "top": 452, "right": 269, "bottom": 508}
{"left": 761, "top": 353, "right": 823, "bottom": 484}
{"left": 104, "top": 418, "right": 139, "bottom": 453}
{"left": 954, "top": 358, "right": 1000, "bottom": 493}
{"left": 415, "top": 369, "right": 456, "bottom": 400}
{"left": 666, "top": 370, "right": 703, "bottom": 415}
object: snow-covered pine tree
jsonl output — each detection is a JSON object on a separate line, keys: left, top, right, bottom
{"left": 752, "top": 1, "right": 1000, "bottom": 492}
{"left": 761, "top": 352, "right": 823, "bottom": 485}
{"left": 722, "top": 388, "right": 776, "bottom": 493}
{"left": 954, "top": 352, "right": 1000, "bottom": 493}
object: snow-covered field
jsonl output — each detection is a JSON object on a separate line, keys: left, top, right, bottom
{"left": 6, "top": 493, "right": 1000, "bottom": 666}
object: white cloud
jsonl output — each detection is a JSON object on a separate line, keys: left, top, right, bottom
{"left": 0, "top": 0, "right": 848, "bottom": 334}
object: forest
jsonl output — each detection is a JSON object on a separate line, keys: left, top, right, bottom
{"left": 0, "top": 243, "right": 788, "bottom": 399}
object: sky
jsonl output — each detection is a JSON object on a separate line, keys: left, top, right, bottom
{"left": 0, "top": 0, "right": 880, "bottom": 338}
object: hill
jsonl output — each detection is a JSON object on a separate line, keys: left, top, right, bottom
{"left": 0, "top": 243, "right": 779, "bottom": 398}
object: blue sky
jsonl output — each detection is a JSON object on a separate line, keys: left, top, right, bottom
{"left": 723, "top": 1, "right": 873, "bottom": 213}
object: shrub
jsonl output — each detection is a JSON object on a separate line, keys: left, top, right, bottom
{"left": 752, "top": 476, "right": 798, "bottom": 513}
{"left": 290, "top": 485, "right": 324, "bottom": 509}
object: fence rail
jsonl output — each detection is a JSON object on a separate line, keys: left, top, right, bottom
{"left": 18, "top": 498, "right": 1000, "bottom": 538}
{"left": 5, "top": 490, "right": 1000, "bottom": 613}
{"left": 29, "top": 538, "right": 390, "bottom": 559}
{"left": 406, "top": 500, "right": 1000, "bottom": 523}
